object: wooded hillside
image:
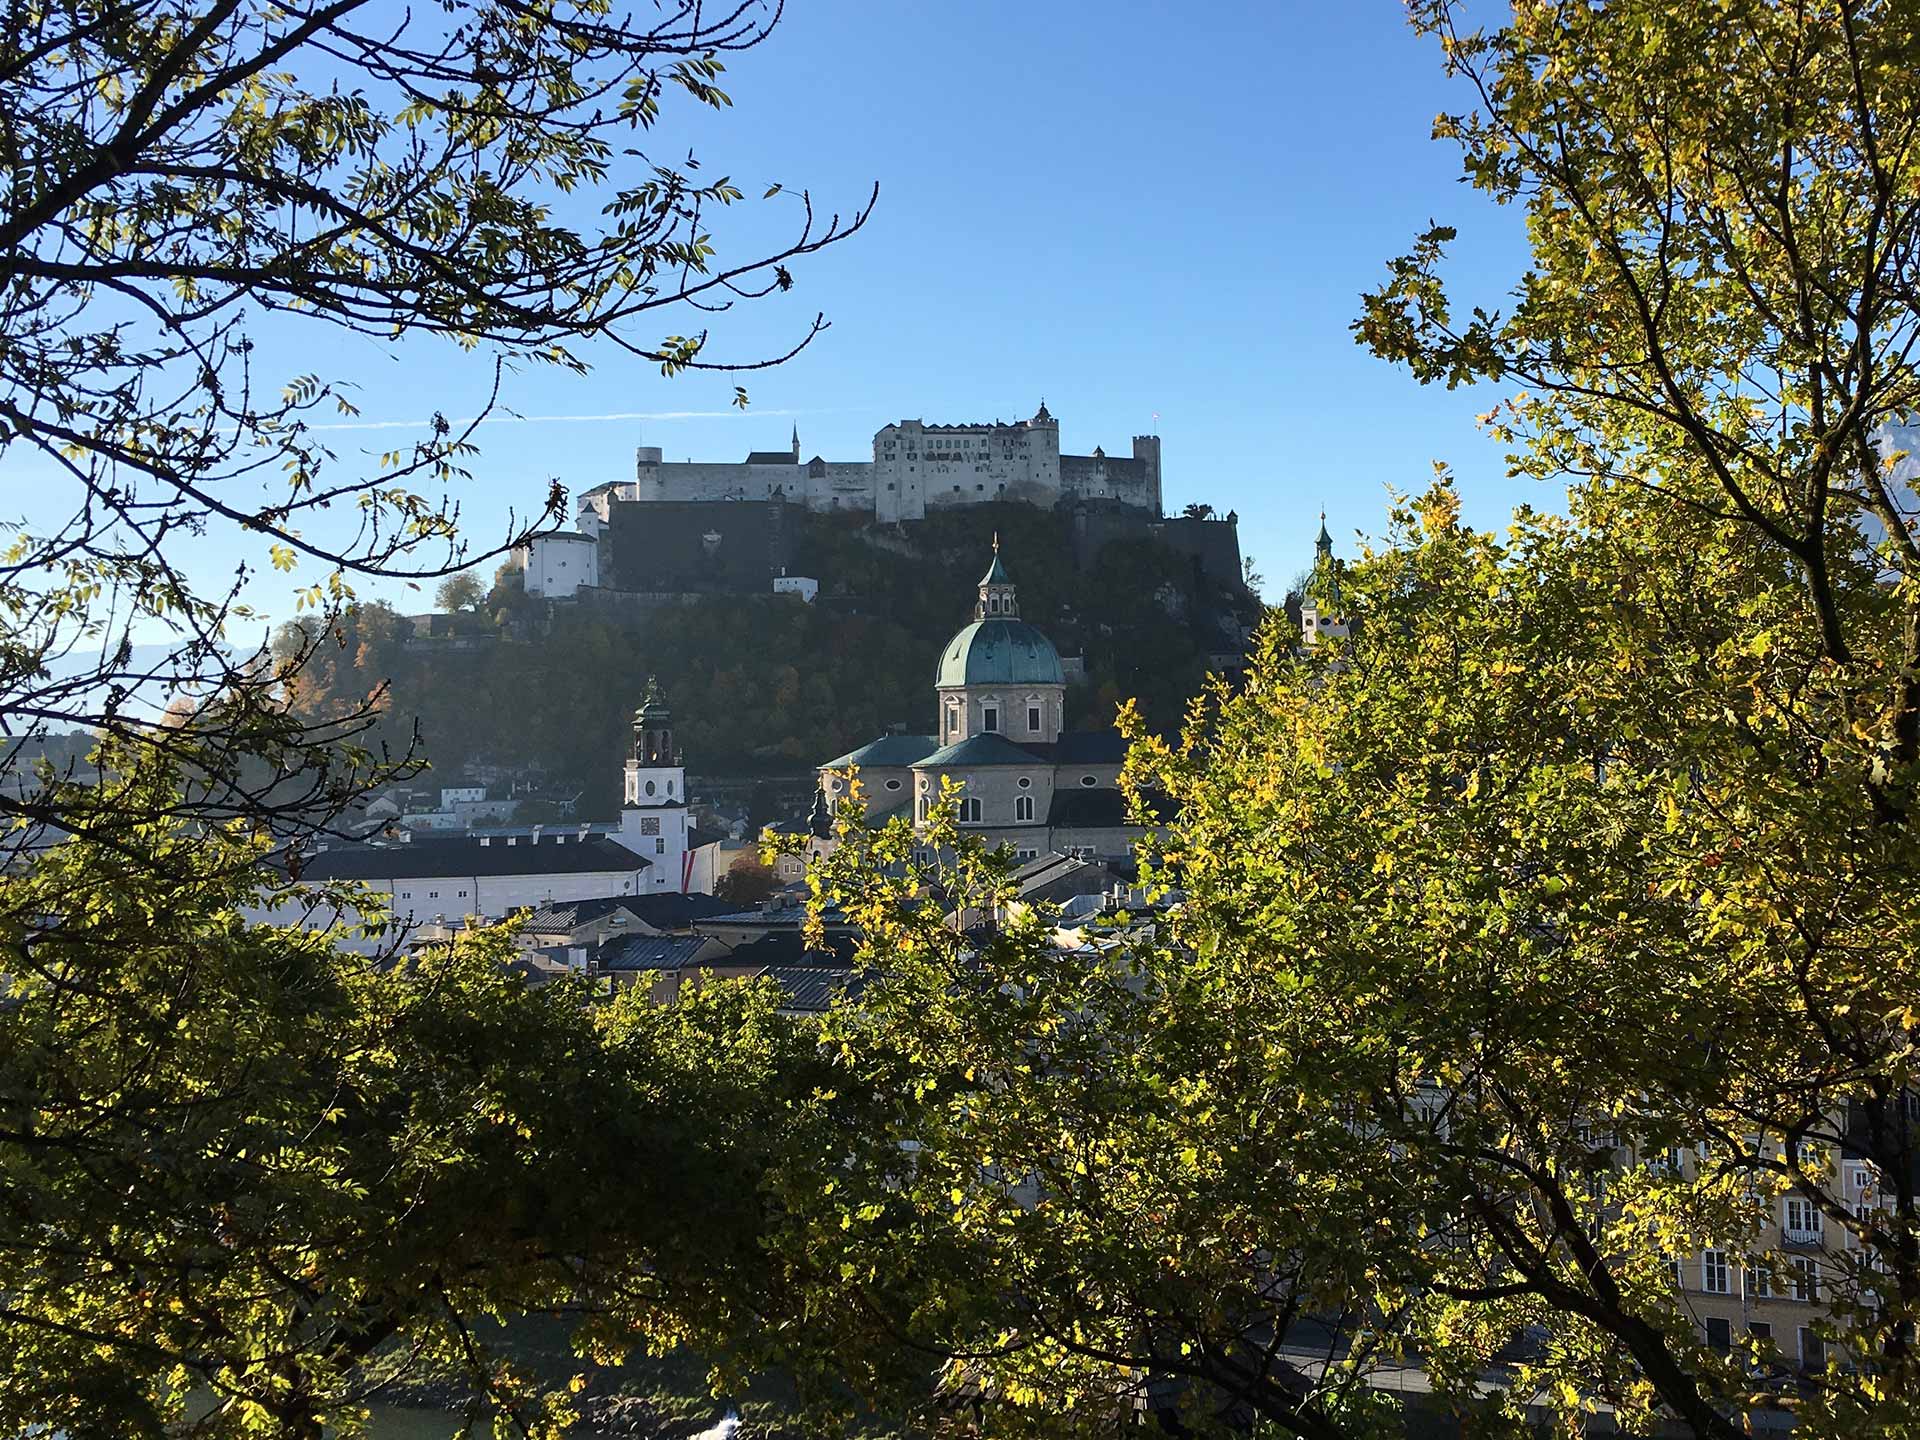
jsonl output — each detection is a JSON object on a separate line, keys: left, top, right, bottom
{"left": 278, "top": 506, "right": 1265, "bottom": 814}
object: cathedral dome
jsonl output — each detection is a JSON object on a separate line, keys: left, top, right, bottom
{"left": 936, "top": 618, "right": 1064, "bottom": 688}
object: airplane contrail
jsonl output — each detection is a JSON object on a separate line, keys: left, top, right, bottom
{"left": 301, "top": 407, "right": 816, "bottom": 433}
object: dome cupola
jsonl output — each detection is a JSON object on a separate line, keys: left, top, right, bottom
{"left": 936, "top": 542, "right": 1064, "bottom": 688}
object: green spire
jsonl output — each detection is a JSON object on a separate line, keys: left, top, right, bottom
{"left": 1308, "top": 513, "right": 1341, "bottom": 611}
{"left": 978, "top": 531, "right": 1012, "bottom": 587}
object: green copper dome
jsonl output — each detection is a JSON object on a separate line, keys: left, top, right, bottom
{"left": 936, "top": 618, "right": 1064, "bottom": 688}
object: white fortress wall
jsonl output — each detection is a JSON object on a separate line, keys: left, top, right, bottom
{"left": 572, "top": 406, "right": 1158, "bottom": 525}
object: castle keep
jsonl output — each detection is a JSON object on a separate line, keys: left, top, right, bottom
{"left": 580, "top": 401, "right": 1161, "bottom": 528}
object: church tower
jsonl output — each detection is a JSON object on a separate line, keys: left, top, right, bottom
{"left": 1300, "top": 513, "right": 1350, "bottom": 649}
{"left": 619, "top": 675, "right": 692, "bottom": 890}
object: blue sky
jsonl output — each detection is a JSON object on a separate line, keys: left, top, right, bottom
{"left": 14, "top": 1, "right": 1543, "bottom": 620}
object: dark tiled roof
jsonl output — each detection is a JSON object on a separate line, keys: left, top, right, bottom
{"left": 745, "top": 450, "right": 799, "bottom": 465}
{"left": 596, "top": 934, "right": 712, "bottom": 973}
{"left": 723, "top": 931, "right": 859, "bottom": 969}
{"left": 914, "top": 733, "right": 1047, "bottom": 769}
{"left": 760, "top": 965, "right": 863, "bottom": 1013}
{"left": 1026, "top": 731, "right": 1130, "bottom": 765}
{"left": 697, "top": 904, "right": 849, "bottom": 930}
{"left": 520, "top": 896, "right": 645, "bottom": 931}
{"left": 1046, "top": 788, "right": 1174, "bottom": 829}
{"left": 1016, "top": 854, "right": 1119, "bottom": 904}
{"left": 1045, "top": 789, "right": 1130, "bottom": 828}
{"left": 819, "top": 734, "right": 939, "bottom": 769}
{"left": 621, "top": 891, "right": 738, "bottom": 931}
{"left": 298, "top": 836, "right": 650, "bottom": 882}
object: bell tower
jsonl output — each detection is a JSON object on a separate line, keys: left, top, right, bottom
{"left": 1300, "top": 513, "right": 1350, "bottom": 649}
{"left": 619, "top": 675, "right": 693, "bottom": 890}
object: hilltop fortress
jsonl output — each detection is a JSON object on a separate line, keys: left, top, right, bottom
{"left": 581, "top": 401, "right": 1161, "bottom": 526}
{"left": 514, "top": 402, "right": 1247, "bottom": 605}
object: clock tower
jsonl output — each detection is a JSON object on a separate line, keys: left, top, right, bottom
{"left": 618, "top": 675, "right": 691, "bottom": 890}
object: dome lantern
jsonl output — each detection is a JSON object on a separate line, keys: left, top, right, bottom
{"left": 977, "top": 532, "right": 1018, "bottom": 619}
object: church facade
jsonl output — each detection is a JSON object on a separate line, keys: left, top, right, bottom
{"left": 815, "top": 544, "right": 1145, "bottom": 862}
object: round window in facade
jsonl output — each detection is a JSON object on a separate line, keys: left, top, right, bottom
{"left": 885, "top": 778, "right": 903, "bottom": 791}
{"left": 1080, "top": 775, "right": 1097, "bottom": 787}
{"left": 645, "top": 780, "right": 656, "bottom": 796}
{"left": 1018, "top": 777, "right": 1032, "bottom": 789}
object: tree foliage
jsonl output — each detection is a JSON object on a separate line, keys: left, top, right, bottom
{"left": 784, "top": 480, "right": 1920, "bottom": 1438}
{"left": 0, "top": 0, "right": 870, "bottom": 852}
{"left": 767, "top": 2, "right": 1920, "bottom": 1435}
{"left": 0, "top": 4, "right": 875, "bottom": 1432}
{"left": 0, "top": 738, "right": 830, "bottom": 1439}
{"left": 435, "top": 571, "right": 487, "bottom": 615}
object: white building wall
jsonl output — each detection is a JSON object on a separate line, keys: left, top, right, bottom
{"left": 616, "top": 804, "right": 693, "bottom": 891}
{"left": 873, "top": 417, "right": 1062, "bottom": 521}
{"left": 247, "top": 861, "right": 651, "bottom": 955}
{"left": 619, "top": 756, "right": 694, "bottom": 891}
{"left": 570, "top": 410, "right": 1149, "bottom": 526}
{"left": 520, "top": 533, "right": 598, "bottom": 597}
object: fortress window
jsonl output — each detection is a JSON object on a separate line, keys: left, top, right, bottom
{"left": 1016, "top": 796, "right": 1034, "bottom": 822}
{"left": 886, "top": 482, "right": 895, "bottom": 490}
{"left": 1080, "top": 775, "right": 1096, "bottom": 787}
{"left": 1018, "top": 776, "right": 1032, "bottom": 789}
{"left": 885, "top": 779, "right": 902, "bottom": 791}
{"left": 960, "top": 798, "right": 983, "bottom": 823}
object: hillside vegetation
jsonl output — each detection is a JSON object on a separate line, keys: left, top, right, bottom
{"left": 279, "top": 506, "right": 1263, "bottom": 814}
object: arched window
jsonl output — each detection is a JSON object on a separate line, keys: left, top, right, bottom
{"left": 1015, "top": 795, "right": 1034, "bottom": 822}
{"left": 917, "top": 794, "right": 928, "bottom": 822}
{"left": 960, "top": 797, "right": 983, "bottom": 823}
